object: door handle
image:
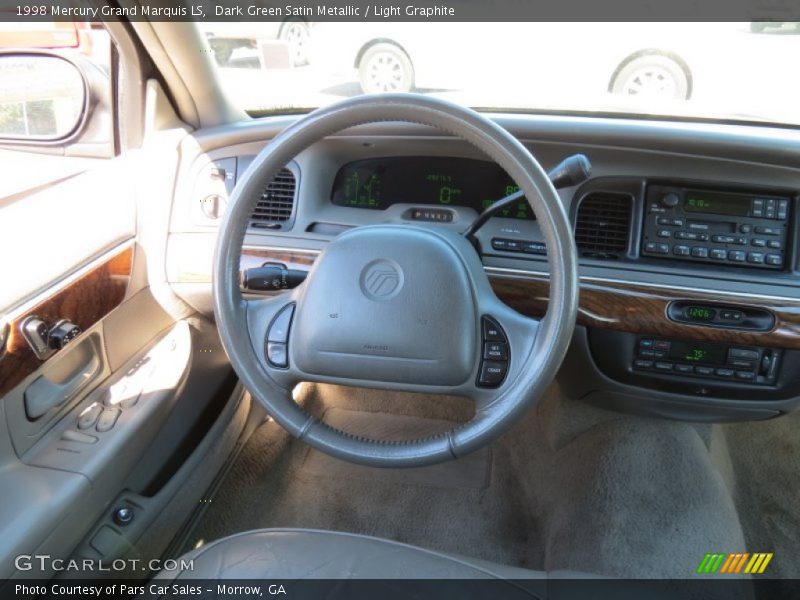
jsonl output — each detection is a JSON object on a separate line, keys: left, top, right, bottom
{"left": 24, "top": 353, "right": 101, "bottom": 420}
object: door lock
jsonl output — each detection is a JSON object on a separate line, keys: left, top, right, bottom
{"left": 20, "top": 317, "right": 82, "bottom": 359}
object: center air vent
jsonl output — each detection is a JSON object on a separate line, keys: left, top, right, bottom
{"left": 251, "top": 168, "right": 296, "bottom": 228}
{"left": 574, "top": 192, "right": 632, "bottom": 258}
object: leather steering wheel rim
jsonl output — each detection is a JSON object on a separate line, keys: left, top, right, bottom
{"left": 213, "top": 94, "right": 578, "bottom": 467}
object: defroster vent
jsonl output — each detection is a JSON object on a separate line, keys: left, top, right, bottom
{"left": 574, "top": 192, "right": 632, "bottom": 258}
{"left": 251, "top": 168, "right": 296, "bottom": 228}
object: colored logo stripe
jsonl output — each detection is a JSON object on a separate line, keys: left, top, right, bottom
{"left": 697, "top": 553, "right": 773, "bottom": 574}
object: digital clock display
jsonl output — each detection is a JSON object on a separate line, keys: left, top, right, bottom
{"left": 685, "top": 306, "right": 716, "bottom": 321}
{"left": 668, "top": 341, "right": 727, "bottom": 365}
{"left": 684, "top": 191, "right": 751, "bottom": 217}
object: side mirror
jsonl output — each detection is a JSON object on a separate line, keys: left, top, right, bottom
{"left": 0, "top": 54, "right": 86, "bottom": 140}
{"left": 0, "top": 48, "right": 113, "bottom": 157}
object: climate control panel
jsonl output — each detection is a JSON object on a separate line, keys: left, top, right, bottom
{"left": 632, "top": 337, "right": 781, "bottom": 385}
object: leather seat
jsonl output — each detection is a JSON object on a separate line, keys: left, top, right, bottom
{"left": 157, "top": 528, "right": 555, "bottom": 580}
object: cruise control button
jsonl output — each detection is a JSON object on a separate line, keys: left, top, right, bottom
{"left": 478, "top": 361, "right": 508, "bottom": 387}
{"left": 266, "top": 342, "right": 288, "bottom": 368}
{"left": 268, "top": 304, "right": 295, "bottom": 343}
{"left": 484, "top": 341, "right": 509, "bottom": 361}
{"left": 96, "top": 409, "right": 121, "bottom": 432}
{"left": 482, "top": 317, "right": 505, "bottom": 342}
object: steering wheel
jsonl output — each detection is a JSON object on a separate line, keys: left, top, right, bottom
{"left": 214, "top": 94, "right": 578, "bottom": 467}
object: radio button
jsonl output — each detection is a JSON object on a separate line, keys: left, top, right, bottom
{"left": 715, "top": 368, "right": 735, "bottom": 378}
{"left": 728, "top": 250, "right": 746, "bottom": 262}
{"left": 657, "top": 217, "right": 684, "bottom": 227}
{"left": 712, "top": 235, "right": 735, "bottom": 244}
{"left": 751, "top": 238, "right": 767, "bottom": 247}
{"left": 735, "top": 371, "right": 756, "bottom": 381}
{"left": 675, "top": 364, "right": 694, "bottom": 374}
{"left": 661, "top": 192, "right": 680, "bottom": 208}
{"left": 710, "top": 249, "right": 727, "bottom": 260}
{"left": 655, "top": 362, "right": 673, "bottom": 371}
{"left": 644, "top": 242, "right": 669, "bottom": 254}
{"left": 691, "top": 247, "right": 709, "bottom": 258}
{"left": 695, "top": 366, "right": 714, "bottom": 376}
{"left": 657, "top": 229, "right": 672, "bottom": 238}
{"left": 767, "top": 240, "right": 782, "bottom": 249}
{"left": 673, "top": 245, "right": 690, "bottom": 256}
{"left": 739, "top": 224, "right": 752, "bottom": 234}
{"left": 633, "top": 359, "right": 654, "bottom": 370}
{"left": 765, "top": 254, "right": 783, "bottom": 266}
{"left": 747, "top": 252, "right": 765, "bottom": 264}
{"left": 754, "top": 226, "right": 781, "bottom": 236}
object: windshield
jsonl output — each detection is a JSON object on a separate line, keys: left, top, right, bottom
{"left": 201, "top": 21, "right": 800, "bottom": 127}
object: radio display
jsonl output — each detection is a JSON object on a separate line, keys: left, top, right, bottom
{"left": 684, "top": 191, "right": 751, "bottom": 217}
{"left": 330, "top": 157, "right": 534, "bottom": 219}
{"left": 668, "top": 341, "right": 727, "bottom": 365}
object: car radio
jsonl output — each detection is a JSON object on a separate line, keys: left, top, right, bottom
{"left": 641, "top": 185, "right": 791, "bottom": 269}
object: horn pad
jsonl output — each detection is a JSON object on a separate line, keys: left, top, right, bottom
{"left": 291, "top": 226, "right": 478, "bottom": 385}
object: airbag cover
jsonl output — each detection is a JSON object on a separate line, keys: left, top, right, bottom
{"left": 291, "top": 226, "right": 476, "bottom": 385}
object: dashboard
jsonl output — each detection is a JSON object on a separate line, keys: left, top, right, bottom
{"left": 168, "top": 114, "right": 800, "bottom": 422}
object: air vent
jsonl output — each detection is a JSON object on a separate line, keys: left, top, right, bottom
{"left": 574, "top": 192, "right": 632, "bottom": 258}
{"left": 251, "top": 168, "right": 296, "bottom": 227}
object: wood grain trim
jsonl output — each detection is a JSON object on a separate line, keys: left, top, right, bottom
{"left": 0, "top": 245, "right": 133, "bottom": 397}
{"left": 238, "top": 247, "right": 800, "bottom": 349}
{"left": 490, "top": 275, "right": 800, "bottom": 349}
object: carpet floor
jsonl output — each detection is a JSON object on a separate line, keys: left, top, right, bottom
{"left": 183, "top": 382, "right": 797, "bottom": 585}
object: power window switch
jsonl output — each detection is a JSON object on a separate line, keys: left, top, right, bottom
{"left": 77, "top": 403, "right": 103, "bottom": 430}
{"left": 96, "top": 409, "right": 121, "bottom": 432}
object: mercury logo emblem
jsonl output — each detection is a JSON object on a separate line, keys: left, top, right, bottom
{"left": 360, "top": 259, "right": 404, "bottom": 301}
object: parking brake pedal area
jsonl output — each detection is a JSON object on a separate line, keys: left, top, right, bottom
{"left": 22, "top": 322, "right": 192, "bottom": 481}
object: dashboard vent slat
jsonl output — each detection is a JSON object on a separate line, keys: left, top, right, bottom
{"left": 574, "top": 192, "right": 632, "bottom": 258}
{"left": 251, "top": 168, "right": 296, "bottom": 225}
